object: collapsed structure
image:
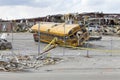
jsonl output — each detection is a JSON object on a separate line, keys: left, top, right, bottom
{"left": 0, "top": 12, "right": 120, "bottom": 36}
{"left": 0, "top": 12, "right": 120, "bottom": 72}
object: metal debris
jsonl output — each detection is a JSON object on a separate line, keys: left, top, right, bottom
{"left": 0, "top": 54, "right": 62, "bottom": 72}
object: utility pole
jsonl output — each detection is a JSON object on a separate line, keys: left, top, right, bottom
{"left": 63, "top": 23, "right": 66, "bottom": 56}
{"left": 38, "top": 22, "right": 41, "bottom": 56}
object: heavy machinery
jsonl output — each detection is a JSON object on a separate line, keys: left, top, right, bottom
{"left": 31, "top": 22, "right": 89, "bottom": 47}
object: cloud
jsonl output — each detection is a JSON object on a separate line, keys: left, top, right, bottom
{"left": 0, "top": 6, "right": 55, "bottom": 19}
{"left": 79, "top": 0, "right": 120, "bottom": 13}
{"left": 0, "top": 0, "right": 31, "bottom": 6}
{"left": 85, "top": 0, "right": 105, "bottom": 6}
{"left": 0, "top": 0, "right": 59, "bottom": 8}
{"left": 0, "top": 0, "right": 119, "bottom": 19}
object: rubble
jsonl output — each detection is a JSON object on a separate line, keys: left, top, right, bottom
{"left": 0, "top": 12, "right": 119, "bottom": 73}
{"left": 0, "top": 54, "right": 62, "bottom": 72}
{"left": 0, "top": 33, "right": 12, "bottom": 50}
{"left": 0, "top": 39, "right": 12, "bottom": 50}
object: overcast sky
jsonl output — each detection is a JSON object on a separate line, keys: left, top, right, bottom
{"left": 0, "top": 0, "right": 119, "bottom": 20}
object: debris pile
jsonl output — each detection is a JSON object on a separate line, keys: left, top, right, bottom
{"left": 0, "top": 54, "right": 62, "bottom": 72}
{"left": 0, "top": 39, "right": 12, "bottom": 50}
{"left": 0, "top": 33, "right": 12, "bottom": 50}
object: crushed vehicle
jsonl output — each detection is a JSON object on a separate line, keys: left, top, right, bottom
{"left": 31, "top": 22, "right": 89, "bottom": 47}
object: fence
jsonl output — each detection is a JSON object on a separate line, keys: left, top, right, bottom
{"left": 0, "top": 23, "right": 120, "bottom": 57}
